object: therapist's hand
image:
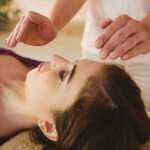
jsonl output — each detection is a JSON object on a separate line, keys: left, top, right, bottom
{"left": 95, "top": 14, "right": 150, "bottom": 60}
{"left": 4, "top": 11, "right": 57, "bottom": 47}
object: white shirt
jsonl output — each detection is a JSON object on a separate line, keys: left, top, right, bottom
{"left": 81, "top": 0, "right": 150, "bottom": 65}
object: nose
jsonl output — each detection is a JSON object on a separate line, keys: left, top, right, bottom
{"left": 51, "top": 54, "right": 73, "bottom": 70}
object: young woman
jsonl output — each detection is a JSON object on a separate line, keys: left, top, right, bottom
{"left": 0, "top": 47, "right": 150, "bottom": 150}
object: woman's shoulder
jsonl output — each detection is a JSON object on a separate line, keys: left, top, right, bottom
{"left": 0, "top": 47, "right": 43, "bottom": 68}
{"left": 0, "top": 47, "right": 43, "bottom": 86}
{"left": 0, "top": 54, "right": 30, "bottom": 79}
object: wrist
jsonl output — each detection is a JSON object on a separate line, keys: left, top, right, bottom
{"left": 48, "top": 18, "right": 58, "bottom": 39}
{"left": 49, "top": 15, "right": 62, "bottom": 32}
{"left": 141, "top": 14, "right": 150, "bottom": 34}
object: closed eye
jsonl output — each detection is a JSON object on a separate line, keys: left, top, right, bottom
{"left": 59, "top": 69, "right": 67, "bottom": 81}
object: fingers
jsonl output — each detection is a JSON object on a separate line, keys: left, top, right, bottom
{"left": 4, "top": 16, "right": 25, "bottom": 48}
{"left": 100, "top": 18, "right": 113, "bottom": 29}
{"left": 4, "top": 10, "right": 46, "bottom": 48}
{"left": 109, "top": 32, "right": 144, "bottom": 59}
{"left": 95, "top": 14, "right": 131, "bottom": 49}
{"left": 16, "top": 17, "right": 30, "bottom": 42}
{"left": 4, "top": 31, "right": 15, "bottom": 47}
{"left": 28, "top": 10, "right": 57, "bottom": 42}
{"left": 16, "top": 11, "right": 44, "bottom": 42}
{"left": 11, "top": 16, "right": 26, "bottom": 47}
{"left": 121, "top": 43, "right": 143, "bottom": 60}
{"left": 98, "top": 21, "right": 137, "bottom": 59}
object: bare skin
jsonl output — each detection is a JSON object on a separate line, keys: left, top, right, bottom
{"left": 0, "top": 55, "right": 31, "bottom": 83}
{"left": 0, "top": 54, "right": 103, "bottom": 141}
{"left": 0, "top": 55, "right": 32, "bottom": 137}
{"left": 3, "top": 0, "right": 150, "bottom": 60}
{"left": 95, "top": 15, "right": 150, "bottom": 60}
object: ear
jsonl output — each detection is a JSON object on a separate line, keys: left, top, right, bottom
{"left": 38, "top": 119, "right": 58, "bottom": 141}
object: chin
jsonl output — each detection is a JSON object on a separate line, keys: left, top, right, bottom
{"left": 27, "top": 67, "right": 39, "bottom": 78}
{"left": 25, "top": 67, "right": 38, "bottom": 86}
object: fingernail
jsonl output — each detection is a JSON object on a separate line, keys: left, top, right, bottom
{"left": 10, "top": 40, "right": 13, "bottom": 46}
{"left": 109, "top": 52, "right": 118, "bottom": 59}
{"left": 100, "top": 50, "right": 108, "bottom": 59}
{"left": 95, "top": 40, "right": 103, "bottom": 48}
{"left": 16, "top": 35, "right": 19, "bottom": 41}
{"left": 104, "top": 19, "right": 111, "bottom": 22}
{"left": 6, "top": 41, "right": 9, "bottom": 47}
{"left": 122, "top": 54, "right": 128, "bottom": 60}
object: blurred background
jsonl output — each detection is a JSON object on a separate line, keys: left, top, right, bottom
{"left": 0, "top": 0, "right": 88, "bottom": 61}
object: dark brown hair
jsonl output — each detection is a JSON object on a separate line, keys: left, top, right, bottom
{"left": 30, "top": 64, "right": 150, "bottom": 150}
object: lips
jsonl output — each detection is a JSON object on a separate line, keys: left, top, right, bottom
{"left": 38, "top": 62, "right": 45, "bottom": 72}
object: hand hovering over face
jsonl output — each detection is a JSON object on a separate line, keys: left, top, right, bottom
{"left": 4, "top": 11, "right": 57, "bottom": 47}
{"left": 95, "top": 14, "right": 150, "bottom": 61}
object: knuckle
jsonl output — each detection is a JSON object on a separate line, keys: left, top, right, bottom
{"left": 110, "top": 26, "right": 114, "bottom": 31}
{"left": 118, "top": 31, "right": 125, "bottom": 39}
{"left": 107, "top": 25, "right": 115, "bottom": 32}
{"left": 132, "top": 20, "right": 140, "bottom": 25}
{"left": 141, "top": 30, "right": 148, "bottom": 38}
{"left": 29, "top": 11, "right": 34, "bottom": 16}
{"left": 115, "top": 14, "right": 131, "bottom": 26}
{"left": 120, "top": 14, "right": 130, "bottom": 20}
{"left": 128, "top": 20, "right": 141, "bottom": 32}
{"left": 131, "top": 20, "right": 141, "bottom": 29}
{"left": 109, "top": 26, "right": 115, "bottom": 31}
{"left": 126, "top": 38, "right": 135, "bottom": 47}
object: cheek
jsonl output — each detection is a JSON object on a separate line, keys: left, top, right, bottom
{"left": 25, "top": 70, "right": 60, "bottom": 111}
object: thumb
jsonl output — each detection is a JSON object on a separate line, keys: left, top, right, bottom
{"left": 100, "top": 18, "right": 113, "bottom": 29}
{"left": 28, "top": 11, "right": 49, "bottom": 28}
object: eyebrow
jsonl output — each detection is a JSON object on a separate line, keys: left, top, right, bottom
{"left": 67, "top": 64, "right": 77, "bottom": 84}
{"left": 67, "top": 59, "right": 87, "bottom": 84}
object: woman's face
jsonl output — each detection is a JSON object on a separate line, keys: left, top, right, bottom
{"left": 25, "top": 55, "right": 102, "bottom": 119}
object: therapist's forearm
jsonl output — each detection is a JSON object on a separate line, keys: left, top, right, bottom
{"left": 141, "top": 14, "right": 150, "bottom": 34}
{"left": 49, "top": 0, "right": 86, "bottom": 31}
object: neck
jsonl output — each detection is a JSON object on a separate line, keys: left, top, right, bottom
{"left": 0, "top": 79, "right": 37, "bottom": 137}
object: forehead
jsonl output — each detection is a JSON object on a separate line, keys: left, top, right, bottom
{"left": 78, "top": 59, "right": 103, "bottom": 73}
{"left": 70, "top": 59, "right": 103, "bottom": 86}
{"left": 59, "top": 60, "right": 103, "bottom": 110}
